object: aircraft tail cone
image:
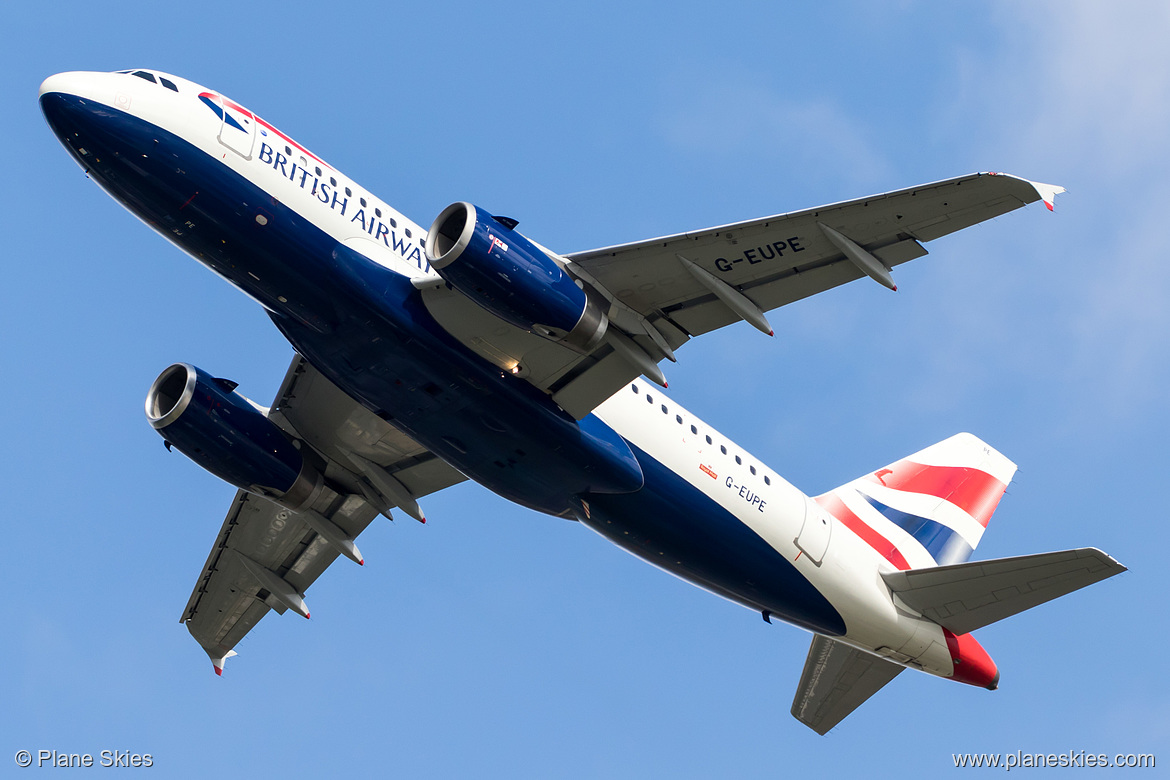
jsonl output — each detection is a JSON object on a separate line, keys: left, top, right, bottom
{"left": 943, "top": 629, "right": 999, "bottom": 689}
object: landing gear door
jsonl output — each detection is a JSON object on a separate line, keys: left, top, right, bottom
{"left": 795, "top": 497, "right": 832, "bottom": 565}
{"left": 215, "top": 96, "right": 257, "bottom": 160}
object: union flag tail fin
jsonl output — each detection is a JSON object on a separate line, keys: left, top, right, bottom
{"left": 815, "top": 433, "right": 1016, "bottom": 569}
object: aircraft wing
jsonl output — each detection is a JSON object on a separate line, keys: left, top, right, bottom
{"left": 180, "top": 355, "right": 466, "bottom": 673}
{"left": 419, "top": 173, "right": 1061, "bottom": 418}
{"left": 791, "top": 634, "right": 904, "bottom": 735}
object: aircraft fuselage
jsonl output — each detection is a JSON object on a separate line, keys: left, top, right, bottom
{"left": 41, "top": 70, "right": 1006, "bottom": 690}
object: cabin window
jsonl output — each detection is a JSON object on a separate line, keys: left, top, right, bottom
{"left": 405, "top": 228, "right": 412, "bottom": 238}
{"left": 720, "top": 445, "right": 727, "bottom": 455}
{"left": 705, "top": 435, "right": 712, "bottom": 445}
{"left": 284, "top": 146, "right": 292, "bottom": 156}
{"left": 375, "top": 208, "right": 383, "bottom": 218}
{"left": 390, "top": 218, "right": 398, "bottom": 228}
{"left": 631, "top": 384, "right": 639, "bottom": 394}
{"left": 676, "top": 415, "right": 683, "bottom": 424}
{"left": 764, "top": 476, "right": 771, "bottom": 485}
{"left": 329, "top": 177, "right": 337, "bottom": 186}
{"left": 315, "top": 166, "right": 322, "bottom": 176}
{"left": 360, "top": 198, "right": 368, "bottom": 207}
{"left": 661, "top": 404, "right": 668, "bottom": 414}
{"left": 750, "top": 465, "right": 756, "bottom": 475}
{"left": 735, "top": 455, "right": 742, "bottom": 465}
{"left": 690, "top": 425, "right": 697, "bottom": 434}
{"left": 646, "top": 394, "right": 653, "bottom": 404}
{"left": 345, "top": 187, "right": 352, "bottom": 197}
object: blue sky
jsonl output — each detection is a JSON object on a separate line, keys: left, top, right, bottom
{"left": 3, "top": 1, "right": 1167, "bottom": 776}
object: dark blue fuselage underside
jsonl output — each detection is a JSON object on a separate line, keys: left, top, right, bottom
{"left": 40, "top": 92, "right": 845, "bottom": 636}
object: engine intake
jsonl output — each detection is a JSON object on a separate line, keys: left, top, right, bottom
{"left": 425, "top": 202, "right": 607, "bottom": 352}
{"left": 145, "top": 363, "right": 320, "bottom": 508}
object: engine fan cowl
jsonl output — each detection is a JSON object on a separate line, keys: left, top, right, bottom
{"left": 145, "top": 363, "right": 321, "bottom": 508}
{"left": 425, "top": 201, "right": 607, "bottom": 353}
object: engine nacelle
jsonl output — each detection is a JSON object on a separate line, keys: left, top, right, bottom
{"left": 425, "top": 202, "right": 607, "bottom": 353}
{"left": 145, "top": 363, "right": 320, "bottom": 508}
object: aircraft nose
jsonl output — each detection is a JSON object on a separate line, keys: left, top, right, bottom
{"left": 40, "top": 72, "right": 71, "bottom": 98}
{"left": 39, "top": 71, "right": 137, "bottom": 171}
{"left": 39, "top": 71, "right": 97, "bottom": 99}
{"left": 40, "top": 82, "right": 90, "bottom": 146}
{"left": 40, "top": 72, "right": 105, "bottom": 134}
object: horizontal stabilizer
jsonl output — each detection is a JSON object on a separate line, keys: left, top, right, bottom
{"left": 791, "top": 635, "right": 904, "bottom": 735}
{"left": 882, "top": 547, "right": 1126, "bottom": 635}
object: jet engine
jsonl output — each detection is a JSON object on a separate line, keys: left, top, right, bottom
{"left": 145, "top": 363, "right": 320, "bottom": 508}
{"left": 425, "top": 202, "right": 608, "bottom": 353}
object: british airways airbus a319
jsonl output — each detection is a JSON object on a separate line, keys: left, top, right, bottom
{"left": 39, "top": 69, "right": 1125, "bottom": 734}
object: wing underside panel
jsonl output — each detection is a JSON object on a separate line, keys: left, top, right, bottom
{"left": 181, "top": 489, "right": 379, "bottom": 653}
{"left": 180, "top": 355, "right": 466, "bottom": 670}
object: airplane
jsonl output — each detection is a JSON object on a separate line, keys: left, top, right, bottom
{"left": 39, "top": 68, "right": 1125, "bottom": 734}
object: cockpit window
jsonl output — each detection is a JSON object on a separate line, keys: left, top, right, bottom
{"left": 115, "top": 70, "right": 178, "bottom": 92}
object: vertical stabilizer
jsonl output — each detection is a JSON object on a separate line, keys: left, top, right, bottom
{"left": 816, "top": 433, "right": 1016, "bottom": 569}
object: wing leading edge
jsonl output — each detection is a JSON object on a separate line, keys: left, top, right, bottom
{"left": 181, "top": 355, "right": 466, "bottom": 674}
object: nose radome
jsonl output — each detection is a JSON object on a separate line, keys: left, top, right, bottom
{"left": 39, "top": 70, "right": 128, "bottom": 102}
{"left": 40, "top": 71, "right": 88, "bottom": 98}
{"left": 39, "top": 71, "right": 133, "bottom": 158}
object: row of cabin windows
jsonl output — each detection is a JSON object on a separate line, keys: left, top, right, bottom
{"left": 112, "top": 70, "right": 428, "bottom": 250}
{"left": 632, "top": 384, "right": 771, "bottom": 485}
{"left": 276, "top": 145, "right": 426, "bottom": 248}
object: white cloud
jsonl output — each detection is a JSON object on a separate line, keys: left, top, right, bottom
{"left": 916, "top": 2, "right": 1170, "bottom": 423}
{"left": 991, "top": 1, "right": 1170, "bottom": 174}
